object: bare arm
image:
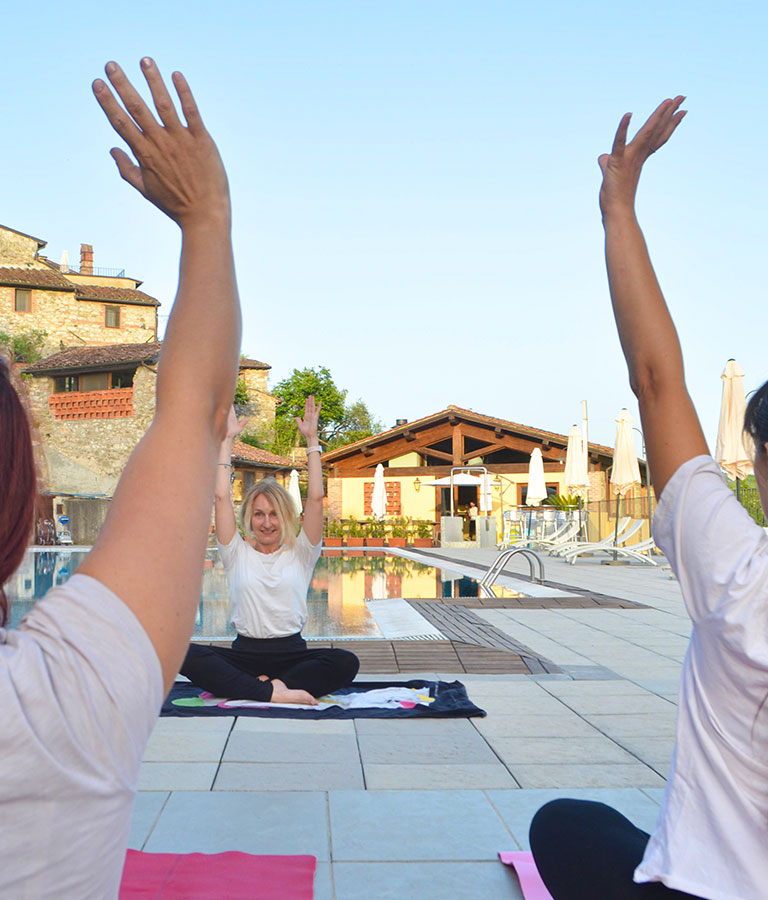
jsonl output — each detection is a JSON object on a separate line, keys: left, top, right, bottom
{"left": 78, "top": 59, "right": 241, "bottom": 693}
{"left": 295, "top": 395, "right": 324, "bottom": 545}
{"left": 214, "top": 407, "right": 245, "bottom": 545}
{"left": 599, "top": 97, "right": 708, "bottom": 498}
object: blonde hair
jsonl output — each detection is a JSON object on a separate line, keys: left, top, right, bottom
{"left": 239, "top": 477, "right": 298, "bottom": 547}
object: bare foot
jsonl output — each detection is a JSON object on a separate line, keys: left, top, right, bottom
{"left": 269, "top": 678, "right": 318, "bottom": 705}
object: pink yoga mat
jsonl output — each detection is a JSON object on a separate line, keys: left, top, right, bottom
{"left": 499, "top": 851, "right": 554, "bottom": 900}
{"left": 120, "top": 849, "right": 316, "bottom": 899}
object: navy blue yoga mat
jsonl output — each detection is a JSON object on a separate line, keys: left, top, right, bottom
{"left": 162, "top": 679, "right": 486, "bottom": 719}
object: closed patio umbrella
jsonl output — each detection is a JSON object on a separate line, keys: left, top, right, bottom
{"left": 565, "top": 424, "right": 590, "bottom": 538}
{"left": 564, "top": 425, "right": 589, "bottom": 496}
{"left": 371, "top": 463, "right": 387, "bottom": 519}
{"left": 287, "top": 469, "right": 303, "bottom": 516}
{"left": 610, "top": 409, "right": 641, "bottom": 557}
{"left": 716, "top": 359, "right": 753, "bottom": 496}
{"left": 525, "top": 448, "right": 547, "bottom": 541}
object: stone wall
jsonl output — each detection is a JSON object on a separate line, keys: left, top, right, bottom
{"left": 27, "top": 364, "right": 157, "bottom": 496}
{"left": 0, "top": 285, "right": 156, "bottom": 353}
{"left": 0, "top": 230, "right": 39, "bottom": 264}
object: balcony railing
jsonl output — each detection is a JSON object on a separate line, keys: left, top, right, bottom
{"left": 49, "top": 388, "right": 134, "bottom": 420}
{"left": 60, "top": 265, "right": 126, "bottom": 278}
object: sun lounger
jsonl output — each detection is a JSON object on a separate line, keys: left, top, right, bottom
{"left": 562, "top": 520, "right": 658, "bottom": 565}
{"left": 549, "top": 516, "right": 633, "bottom": 558}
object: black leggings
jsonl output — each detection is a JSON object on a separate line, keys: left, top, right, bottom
{"left": 180, "top": 633, "right": 359, "bottom": 702}
{"left": 529, "top": 800, "right": 704, "bottom": 899}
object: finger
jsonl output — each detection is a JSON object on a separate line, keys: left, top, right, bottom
{"left": 93, "top": 77, "right": 148, "bottom": 152}
{"left": 104, "top": 60, "right": 162, "bottom": 136}
{"left": 610, "top": 113, "right": 632, "bottom": 157}
{"left": 172, "top": 71, "right": 206, "bottom": 134}
{"left": 110, "top": 148, "right": 147, "bottom": 196}
{"left": 140, "top": 57, "right": 183, "bottom": 130}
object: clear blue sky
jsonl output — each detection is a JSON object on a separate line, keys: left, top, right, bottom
{"left": 2, "top": 0, "right": 766, "bottom": 450}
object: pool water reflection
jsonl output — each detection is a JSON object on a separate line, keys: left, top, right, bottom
{"left": 8, "top": 548, "right": 527, "bottom": 640}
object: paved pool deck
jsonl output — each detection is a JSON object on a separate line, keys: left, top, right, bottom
{"left": 129, "top": 548, "right": 685, "bottom": 899}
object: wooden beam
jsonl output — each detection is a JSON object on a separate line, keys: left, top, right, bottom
{"left": 403, "top": 430, "right": 415, "bottom": 442}
{"left": 424, "top": 447, "right": 454, "bottom": 463}
{"left": 452, "top": 424, "right": 463, "bottom": 466}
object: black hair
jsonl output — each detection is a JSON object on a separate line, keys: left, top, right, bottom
{"left": 744, "top": 379, "right": 768, "bottom": 452}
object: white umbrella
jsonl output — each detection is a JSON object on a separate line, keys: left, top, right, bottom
{"left": 564, "top": 424, "right": 589, "bottom": 496}
{"left": 371, "top": 463, "right": 387, "bottom": 519}
{"left": 610, "top": 409, "right": 641, "bottom": 556}
{"left": 526, "top": 449, "right": 547, "bottom": 506}
{"left": 565, "top": 423, "right": 589, "bottom": 539}
{"left": 716, "top": 359, "right": 753, "bottom": 485}
{"left": 287, "top": 469, "right": 303, "bottom": 516}
{"left": 524, "top": 448, "right": 547, "bottom": 541}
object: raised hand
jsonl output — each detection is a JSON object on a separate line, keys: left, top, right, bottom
{"left": 295, "top": 395, "right": 322, "bottom": 444}
{"left": 92, "top": 59, "right": 230, "bottom": 229}
{"left": 225, "top": 405, "right": 247, "bottom": 442}
{"left": 598, "top": 96, "right": 686, "bottom": 217}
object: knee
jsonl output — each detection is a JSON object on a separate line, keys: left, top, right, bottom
{"left": 530, "top": 798, "right": 585, "bottom": 852}
{"left": 333, "top": 649, "right": 360, "bottom": 681}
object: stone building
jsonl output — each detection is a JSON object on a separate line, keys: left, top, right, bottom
{"left": 0, "top": 224, "right": 159, "bottom": 352}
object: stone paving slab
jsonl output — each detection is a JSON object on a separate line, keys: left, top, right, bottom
{"left": 214, "top": 762, "right": 365, "bottom": 791}
{"left": 332, "top": 861, "right": 525, "bottom": 900}
{"left": 328, "top": 790, "right": 513, "bottom": 861}
{"left": 363, "top": 763, "right": 518, "bottom": 790}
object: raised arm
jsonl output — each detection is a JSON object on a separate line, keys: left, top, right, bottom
{"left": 598, "top": 97, "right": 708, "bottom": 498}
{"left": 214, "top": 407, "right": 245, "bottom": 545}
{"left": 79, "top": 59, "right": 241, "bottom": 693}
{"left": 295, "top": 395, "right": 324, "bottom": 545}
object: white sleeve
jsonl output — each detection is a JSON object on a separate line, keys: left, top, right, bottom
{"left": 217, "top": 531, "right": 247, "bottom": 571}
{"left": 8, "top": 573, "right": 163, "bottom": 785}
{"left": 653, "top": 455, "right": 768, "bottom": 624}
{"left": 295, "top": 529, "right": 322, "bottom": 572}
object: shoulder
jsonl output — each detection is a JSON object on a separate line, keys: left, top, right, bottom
{"left": 294, "top": 529, "right": 322, "bottom": 566}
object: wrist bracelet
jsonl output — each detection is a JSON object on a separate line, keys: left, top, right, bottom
{"left": 306, "top": 445, "right": 322, "bottom": 454}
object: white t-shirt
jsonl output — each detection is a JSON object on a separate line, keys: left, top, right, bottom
{"left": 0, "top": 573, "right": 163, "bottom": 899}
{"left": 218, "top": 530, "right": 322, "bottom": 638}
{"left": 634, "top": 455, "right": 768, "bottom": 900}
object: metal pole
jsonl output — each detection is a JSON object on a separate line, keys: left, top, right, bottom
{"left": 613, "top": 493, "right": 621, "bottom": 561}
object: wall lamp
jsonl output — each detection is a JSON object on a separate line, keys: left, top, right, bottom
{"left": 414, "top": 477, "right": 421, "bottom": 493}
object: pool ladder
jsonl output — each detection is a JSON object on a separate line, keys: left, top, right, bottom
{"left": 479, "top": 548, "right": 545, "bottom": 598}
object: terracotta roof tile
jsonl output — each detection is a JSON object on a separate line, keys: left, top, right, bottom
{"left": 239, "top": 357, "right": 270, "bottom": 370}
{"left": 0, "top": 266, "right": 74, "bottom": 291}
{"left": 24, "top": 342, "right": 162, "bottom": 373}
{"left": 74, "top": 284, "right": 159, "bottom": 306}
{"left": 231, "top": 439, "right": 295, "bottom": 468}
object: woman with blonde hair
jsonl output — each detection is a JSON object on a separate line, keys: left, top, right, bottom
{"left": 181, "top": 396, "right": 359, "bottom": 705}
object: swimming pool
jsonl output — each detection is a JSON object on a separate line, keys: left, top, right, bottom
{"left": 7, "top": 548, "right": 535, "bottom": 640}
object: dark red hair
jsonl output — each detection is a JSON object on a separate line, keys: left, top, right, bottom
{"left": 0, "top": 357, "right": 37, "bottom": 626}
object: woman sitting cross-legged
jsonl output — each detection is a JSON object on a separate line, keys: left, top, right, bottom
{"left": 181, "top": 396, "right": 359, "bottom": 705}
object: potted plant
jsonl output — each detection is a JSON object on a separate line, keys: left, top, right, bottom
{"left": 364, "top": 517, "right": 386, "bottom": 547}
{"left": 324, "top": 518, "right": 344, "bottom": 555}
{"left": 346, "top": 519, "right": 365, "bottom": 548}
{"left": 387, "top": 516, "right": 409, "bottom": 548}
{"left": 324, "top": 518, "right": 344, "bottom": 547}
{"left": 411, "top": 519, "right": 433, "bottom": 548}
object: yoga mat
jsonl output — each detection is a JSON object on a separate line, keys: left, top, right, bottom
{"left": 499, "top": 851, "right": 554, "bottom": 900}
{"left": 120, "top": 850, "right": 315, "bottom": 899}
{"left": 162, "top": 679, "right": 486, "bottom": 719}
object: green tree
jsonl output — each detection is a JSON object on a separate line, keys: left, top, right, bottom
{"left": 233, "top": 375, "right": 250, "bottom": 406}
{"left": 261, "top": 366, "right": 382, "bottom": 451}
{"left": 0, "top": 329, "right": 48, "bottom": 363}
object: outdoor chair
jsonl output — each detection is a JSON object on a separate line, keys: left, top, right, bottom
{"left": 549, "top": 516, "right": 632, "bottom": 558}
{"left": 562, "top": 520, "right": 658, "bottom": 565}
